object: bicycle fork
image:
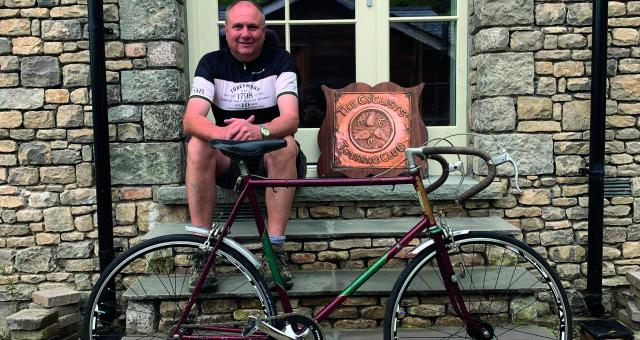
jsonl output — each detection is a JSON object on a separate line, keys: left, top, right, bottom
{"left": 432, "top": 232, "right": 492, "bottom": 339}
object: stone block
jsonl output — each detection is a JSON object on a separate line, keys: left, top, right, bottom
{"left": 41, "top": 20, "right": 81, "bottom": 40}
{"left": 23, "top": 111, "right": 54, "bottom": 129}
{"left": 107, "top": 105, "right": 140, "bottom": 123}
{"left": 126, "top": 301, "right": 157, "bottom": 334}
{"left": 0, "top": 89, "right": 43, "bottom": 110}
{"left": 110, "top": 143, "right": 184, "bottom": 185}
{"left": 8, "top": 167, "right": 38, "bottom": 185}
{"left": 121, "top": 69, "right": 185, "bottom": 103}
{"left": 0, "top": 18, "right": 30, "bottom": 36}
{"left": 628, "top": 300, "right": 640, "bottom": 322}
{"left": 14, "top": 247, "right": 55, "bottom": 274}
{"left": 474, "top": 28, "right": 509, "bottom": 53}
{"left": 10, "top": 322, "right": 59, "bottom": 339}
{"left": 18, "top": 142, "right": 51, "bottom": 165}
{"left": 32, "top": 287, "right": 80, "bottom": 307}
{"left": 510, "top": 31, "right": 544, "bottom": 51}
{"left": 62, "top": 64, "right": 90, "bottom": 88}
{"left": 148, "top": 41, "right": 184, "bottom": 67}
{"left": 612, "top": 75, "right": 640, "bottom": 101}
{"left": 555, "top": 155, "right": 585, "bottom": 176}
{"left": 56, "top": 105, "right": 83, "bottom": 127}
{"left": 142, "top": 104, "right": 184, "bottom": 140}
{"left": 20, "top": 57, "right": 60, "bottom": 87}
{"left": 567, "top": 3, "right": 592, "bottom": 26}
{"left": 5, "top": 308, "right": 57, "bottom": 331}
{"left": 12, "top": 37, "right": 43, "bottom": 55}
{"left": 473, "top": 134, "right": 553, "bottom": 175}
{"left": 56, "top": 241, "right": 93, "bottom": 259}
{"left": 562, "top": 100, "right": 590, "bottom": 131}
{"left": 613, "top": 28, "right": 640, "bottom": 47}
{"left": 535, "top": 3, "right": 566, "bottom": 25}
{"left": 517, "top": 96, "right": 552, "bottom": 120}
{"left": 43, "top": 207, "right": 73, "bottom": 232}
{"left": 627, "top": 271, "right": 640, "bottom": 289}
{"left": 474, "top": 0, "right": 533, "bottom": 27}
{"left": 476, "top": 53, "right": 534, "bottom": 96}
{"left": 471, "top": 97, "right": 515, "bottom": 132}
{"left": 121, "top": 0, "right": 184, "bottom": 40}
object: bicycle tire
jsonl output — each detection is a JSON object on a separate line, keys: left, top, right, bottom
{"left": 82, "top": 234, "right": 276, "bottom": 339}
{"left": 384, "top": 231, "right": 572, "bottom": 340}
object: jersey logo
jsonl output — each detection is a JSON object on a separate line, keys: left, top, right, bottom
{"left": 251, "top": 68, "right": 266, "bottom": 75}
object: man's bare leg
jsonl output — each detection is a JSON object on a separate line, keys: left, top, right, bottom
{"left": 185, "top": 137, "right": 230, "bottom": 228}
{"left": 263, "top": 135, "right": 298, "bottom": 236}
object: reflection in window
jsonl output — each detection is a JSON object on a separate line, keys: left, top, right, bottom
{"left": 390, "top": 0, "right": 455, "bottom": 16}
{"left": 390, "top": 21, "right": 455, "bottom": 126}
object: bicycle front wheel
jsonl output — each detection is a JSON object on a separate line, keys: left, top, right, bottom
{"left": 384, "top": 231, "right": 572, "bottom": 340}
{"left": 83, "top": 234, "right": 276, "bottom": 339}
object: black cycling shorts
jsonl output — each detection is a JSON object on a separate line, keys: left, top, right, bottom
{"left": 216, "top": 141, "right": 307, "bottom": 189}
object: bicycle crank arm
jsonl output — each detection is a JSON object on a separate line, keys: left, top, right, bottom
{"left": 242, "top": 316, "right": 295, "bottom": 340}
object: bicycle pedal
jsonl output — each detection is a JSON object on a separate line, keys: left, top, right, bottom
{"left": 242, "top": 316, "right": 259, "bottom": 337}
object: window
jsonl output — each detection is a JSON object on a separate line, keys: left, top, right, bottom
{"left": 186, "top": 0, "right": 468, "bottom": 177}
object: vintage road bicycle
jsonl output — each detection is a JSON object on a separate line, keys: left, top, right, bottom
{"left": 83, "top": 139, "right": 572, "bottom": 340}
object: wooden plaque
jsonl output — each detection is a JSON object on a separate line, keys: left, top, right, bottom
{"left": 317, "top": 82, "right": 427, "bottom": 178}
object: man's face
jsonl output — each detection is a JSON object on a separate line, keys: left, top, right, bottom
{"left": 225, "top": 2, "right": 266, "bottom": 62}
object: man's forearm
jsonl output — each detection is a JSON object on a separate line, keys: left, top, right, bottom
{"left": 183, "top": 114, "right": 220, "bottom": 141}
{"left": 264, "top": 115, "right": 299, "bottom": 138}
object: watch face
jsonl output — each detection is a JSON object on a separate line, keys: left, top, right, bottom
{"left": 261, "top": 126, "right": 270, "bottom": 137}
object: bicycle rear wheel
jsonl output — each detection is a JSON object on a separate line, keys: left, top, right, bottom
{"left": 384, "top": 231, "right": 572, "bottom": 340}
{"left": 83, "top": 234, "right": 276, "bottom": 339}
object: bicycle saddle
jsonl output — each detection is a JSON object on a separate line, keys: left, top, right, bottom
{"left": 209, "top": 139, "right": 287, "bottom": 159}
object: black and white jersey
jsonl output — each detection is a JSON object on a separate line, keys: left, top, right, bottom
{"left": 189, "top": 46, "right": 298, "bottom": 126}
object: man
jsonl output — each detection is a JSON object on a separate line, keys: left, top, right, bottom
{"left": 183, "top": 0, "right": 303, "bottom": 290}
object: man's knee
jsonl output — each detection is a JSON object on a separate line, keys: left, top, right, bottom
{"left": 264, "top": 138, "right": 297, "bottom": 169}
{"left": 187, "top": 137, "right": 216, "bottom": 169}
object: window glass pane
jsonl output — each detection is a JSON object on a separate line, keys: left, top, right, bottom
{"left": 288, "top": 25, "right": 356, "bottom": 128}
{"left": 390, "top": 21, "right": 455, "bottom": 126}
{"left": 390, "top": 0, "right": 455, "bottom": 17}
{"left": 290, "top": 0, "right": 354, "bottom": 20}
{"left": 218, "top": 0, "right": 284, "bottom": 21}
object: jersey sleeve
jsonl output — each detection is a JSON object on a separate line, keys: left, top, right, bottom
{"left": 189, "top": 53, "right": 216, "bottom": 103}
{"left": 275, "top": 51, "right": 298, "bottom": 98}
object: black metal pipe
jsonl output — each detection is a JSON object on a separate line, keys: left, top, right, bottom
{"left": 87, "top": 0, "right": 115, "bottom": 272}
{"left": 586, "top": 0, "right": 607, "bottom": 317}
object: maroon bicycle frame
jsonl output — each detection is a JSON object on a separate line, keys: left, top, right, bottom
{"left": 172, "top": 172, "right": 481, "bottom": 339}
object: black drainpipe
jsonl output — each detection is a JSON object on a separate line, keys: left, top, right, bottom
{"left": 87, "top": 0, "right": 115, "bottom": 272}
{"left": 585, "top": 0, "right": 607, "bottom": 317}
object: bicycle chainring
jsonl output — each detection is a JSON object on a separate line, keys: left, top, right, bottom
{"left": 274, "top": 313, "right": 323, "bottom": 340}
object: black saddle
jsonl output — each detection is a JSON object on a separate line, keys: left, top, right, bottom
{"left": 208, "top": 139, "right": 287, "bottom": 160}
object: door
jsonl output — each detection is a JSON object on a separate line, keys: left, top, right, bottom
{"left": 186, "top": 0, "right": 468, "bottom": 177}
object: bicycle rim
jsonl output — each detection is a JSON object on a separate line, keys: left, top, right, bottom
{"left": 83, "top": 235, "right": 276, "bottom": 339}
{"left": 385, "top": 231, "right": 572, "bottom": 340}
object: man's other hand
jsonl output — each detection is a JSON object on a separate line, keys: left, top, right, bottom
{"left": 224, "top": 115, "right": 261, "bottom": 140}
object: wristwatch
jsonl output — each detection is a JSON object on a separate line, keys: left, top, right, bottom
{"left": 259, "top": 124, "right": 270, "bottom": 139}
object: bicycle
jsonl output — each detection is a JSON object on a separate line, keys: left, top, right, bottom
{"left": 83, "top": 139, "right": 572, "bottom": 339}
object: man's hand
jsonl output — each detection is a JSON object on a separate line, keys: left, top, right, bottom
{"left": 223, "top": 115, "right": 262, "bottom": 140}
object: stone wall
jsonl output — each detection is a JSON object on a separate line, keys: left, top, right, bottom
{"left": 0, "top": 0, "right": 187, "bottom": 331}
{"left": 468, "top": 0, "right": 640, "bottom": 315}
{"left": 2, "top": 0, "right": 640, "bottom": 333}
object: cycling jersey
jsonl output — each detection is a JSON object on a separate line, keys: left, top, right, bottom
{"left": 189, "top": 46, "right": 298, "bottom": 125}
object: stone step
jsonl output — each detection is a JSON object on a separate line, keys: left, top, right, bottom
{"left": 147, "top": 216, "right": 520, "bottom": 242}
{"left": 153, "top": 176, "right": 506, "bottom": 205}
{"left": 321, "top": 326, "right": 554, "bottom": 339}
{"left": 627, "top": 271, "right": 640, "bottom": 289}
{"left": 123, "top": 268, "right": 543, "bottom": 300}
{"left": 121, "top": 326, "right": 553, "bottom": 339}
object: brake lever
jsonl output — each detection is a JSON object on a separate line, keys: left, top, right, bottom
{"left": 490, "top": 152, "right": 522, "bottom": 193}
